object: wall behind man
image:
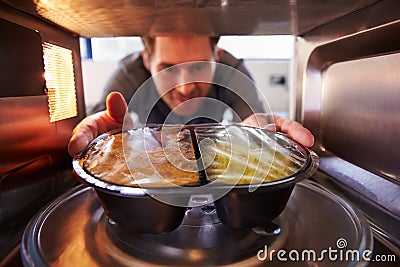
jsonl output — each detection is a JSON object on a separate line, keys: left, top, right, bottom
{"left": 244, "top": 59, "right": 290, "bottom": 117}
{"left": 81, "top": 59, "right": 117, "bottom": 111}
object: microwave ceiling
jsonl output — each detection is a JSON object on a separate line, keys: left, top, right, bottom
{"left": 2, "top": 0, "right": 379, "bottom": 37}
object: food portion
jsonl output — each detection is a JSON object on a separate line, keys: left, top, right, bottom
{"left": 197, "top": 126, "right": 306, "bottom": 185}
{"left": 82, "top": 128, "right": 199, "bottom": 187}
{"left": 201, "top": 140, "right": 301, "bottom": 185}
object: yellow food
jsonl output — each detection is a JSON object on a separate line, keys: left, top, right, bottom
{"left": 202, "top": 139, "right": 300, "bottom": 184}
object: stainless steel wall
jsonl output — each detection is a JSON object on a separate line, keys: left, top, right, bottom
{"left": 0, "top": 2, "right": 85, "bottom": 260}
{"left": 296, "top": 0, "right": 400, "bottom": 181}
{"left": 296, "top": 0, "right": 400, "bottom": 251}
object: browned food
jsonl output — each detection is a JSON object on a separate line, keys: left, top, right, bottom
{"left": 82, "top": 132, "right": 199, "bottom": 187}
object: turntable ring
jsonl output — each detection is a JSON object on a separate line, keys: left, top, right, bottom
{"left": 21, "top": 181, "right": 372, "bottom": 267}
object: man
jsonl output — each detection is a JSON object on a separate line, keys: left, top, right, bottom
{"left": 90, "top": 35, "right": 266, "bottom": 124}
{"left": 68, "top": 35, "right": 313, "bottom": 156}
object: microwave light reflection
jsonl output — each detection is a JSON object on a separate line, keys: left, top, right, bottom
{"left": 42, "top": 42, "right": 77, "bottom": 122}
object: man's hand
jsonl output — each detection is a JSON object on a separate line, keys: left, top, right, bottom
{"left": 68, "top": 92, "right": 128, "bottom": 156}
{"left": 242, "top": 113, "right": 314, "bottom": 148}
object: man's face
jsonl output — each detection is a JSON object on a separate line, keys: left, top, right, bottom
{"left": 144, "top": 36, "right": 216, "bottom": 116}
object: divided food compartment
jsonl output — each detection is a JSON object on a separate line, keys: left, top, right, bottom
{"left": 73, "top": 124, "right": 319, "bottom": 233}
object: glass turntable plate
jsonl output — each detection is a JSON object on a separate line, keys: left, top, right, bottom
{"left": 21, "top": 181, "right": 372, "bottom": 267}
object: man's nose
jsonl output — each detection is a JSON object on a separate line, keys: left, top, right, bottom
{"left": 175, "top": 82, "right": 196, "bottom": 96}
{"left": 175, "top": 69, "right": 196, "bottom": 95}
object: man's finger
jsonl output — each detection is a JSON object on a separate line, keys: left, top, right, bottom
{"left": 275, "top": 116, "right": 314, "bottom": 148}
{"left": 106, "top": 92, "right": 128, "bottom": 124}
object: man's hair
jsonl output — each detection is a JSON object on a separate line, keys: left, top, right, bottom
{"left": 141, "top": 36, "right": 220, "bottom": 56}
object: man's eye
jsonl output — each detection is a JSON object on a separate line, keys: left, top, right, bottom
{"left": 191, "top": 63, "right": 207, "bottom": 72}
{"left": 165, "top": 65, "right": 178, "bottom": 73}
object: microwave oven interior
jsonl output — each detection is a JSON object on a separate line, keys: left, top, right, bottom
{"left": 0, "top": 0, "right": 399, "bottom": 266}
